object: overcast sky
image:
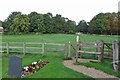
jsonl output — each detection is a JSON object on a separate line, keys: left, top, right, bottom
{"left": 0, "top": 0, "right": 119, "bottom": 23}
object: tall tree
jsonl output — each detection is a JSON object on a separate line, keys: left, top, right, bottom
{"left": 10, "top": 14, "right": 30, "bottom": 34}
{"left": 28, "top": 12, "right": 45, "bottom": 33}
{"left": 76, "top": 20, "right": 88, "bottom": 33}
{"left": 90, "top": 13, "right": 105, "bottom": 34}
{"left": 3, "top": 12, "right": 21, "bottom": 32}
{"left": 66, "top": 20, "right": 76, "bottom": 33}
{"left": 43, "top": 12, "right": 54, "bottom": 33}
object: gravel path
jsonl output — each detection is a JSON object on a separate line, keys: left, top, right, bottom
{"left": 63, "top": 59, "right": 119, "bottom": 80}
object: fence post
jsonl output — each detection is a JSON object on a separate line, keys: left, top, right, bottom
{"left": 64, "top": 43, "right": 67, "bottom": 58}
{"left": 76, "top": 44, "right": 79, "bottom": 62}
{"left": 96, "top": 40, "right": 104, "bottom": 62}
{"left": 7, "top": 42, "right": 9, "bottom": 54}
{"left": 42, "top": 43, "right": 45, "bottom": 56}
{"left": 112, "top": 41, "right": 120, "bottom": 71}
{"left": 23, "top": 42, "right": 26, "bottom": 55}
{"left": 68, "top": 41, "right": 71, "bottom": 58}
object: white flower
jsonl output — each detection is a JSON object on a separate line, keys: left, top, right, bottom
{"left": 24, "top": 66, "right": 29, "bottom": 71}
{"left": 32, "top": 62, "right": 34, "bottom": 65}
{"left": 33, "top": 62, "right": 37, "bottom": 64}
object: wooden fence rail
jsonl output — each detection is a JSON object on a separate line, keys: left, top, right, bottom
{"left": 0, "top": 42, "right": 65, "bottom": 55}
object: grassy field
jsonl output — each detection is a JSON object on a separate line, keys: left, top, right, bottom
{"left": 2, "top": 34, "right": 119, "bottom": 43}
{"left": 1, "top": 34, "right": 120, "bottom": 79}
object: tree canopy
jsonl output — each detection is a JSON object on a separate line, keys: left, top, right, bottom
{"left": 1, "top": 11, "right": 120, "bottom": 35}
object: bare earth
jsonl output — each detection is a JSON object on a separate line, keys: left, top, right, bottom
{"left": 63, "top": 59, "right": 119, "bottom": 80}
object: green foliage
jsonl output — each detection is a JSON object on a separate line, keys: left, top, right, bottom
{"left": 11, "top": 14, "right": 30, "bottom": 34}
{"left": 89, "top": 12, "right": 119, "bottom": 35}
{"left": 28, "top": 12, "right": 45, "bottom": 33}
{"left": 89, "top": 13, "right": 105, "bottom": 34}
{"left": 76, "top": 20, "right": 88, "bottom": 33}
{"left": 3, "top": 12, "right": 30, "bottom": 34}
{"left": 66, "top": 20, "right": 76, "bottom": 33}
{"left": 2, "top": 11, "right": 120, "bottom": 35}
{"left": 43, "top": 13, "right": 54, "bottom": 33}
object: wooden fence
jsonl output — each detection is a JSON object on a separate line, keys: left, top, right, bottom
{"left": 103, "top": 42, "right": 112, "bottom": 59}
{"left": 65, "top": 41, "right": 104, "bottom": 62}
{"left": 112, "top": 41, "right": 120, "bottom": 71}
{"left": 0, "top": 42, "right": 65, "bottom": 55}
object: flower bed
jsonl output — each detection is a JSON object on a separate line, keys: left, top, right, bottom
{"left": 21, "top": 59, "right": 49, "bottom": 77}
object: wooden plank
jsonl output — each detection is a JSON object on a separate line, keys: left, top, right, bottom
{"left": 90, "top": 60, "right": 100, "bottom": 62}
{"left": 45, "top": 43, "right": 65, "bottom": 46}
{"left": 9, "top": 46, "right": 23, "bottom": 48}
{"left": 77, "top": 51, "right": 101, "bottom": 55}
{"left": 46, "top": 48, "right": 64, "bottom": 51}
{"left": 79, "top": 43, "right": 102, "bottom": 48}
{"left": 9, "top": 51, "right": 23, "bottom": 53}
{"left": 25, "top": 47, "right": 42, "bottom": 49}
{"left": 26, "top": 42, "right": 43, "bottom": 44}
{"left": 0, "top": 50, "right": 4, "bottom": 53}
{"left": 0, "top": 46, "right": 7, "bottom": 48}
{"left": 26, "top": 52, "right": 42, "bottom": 54}
{"left": 8, "top": 42, "right": 23, "bottom": 44}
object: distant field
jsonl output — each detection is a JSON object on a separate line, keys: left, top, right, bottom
{"left": 1, "top": 34, "right": 120, "bottom": 78}
{"left": 2, "top": 34, "right": 119, "bottom": 43}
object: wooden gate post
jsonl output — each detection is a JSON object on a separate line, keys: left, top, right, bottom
{"left": 7, "top": 42, "right": 9, "bottom": 54}
{"left": 23, "top": 42, "right": 26, "bottom": 55}
{"left": 64, "top": 43, "right": 67, "bottom": 58}
{"left": 112, "top": 41, "right": 120, "bottom": 71}
{"left": 76, "top": 36, "right": 81, "bottom": 62}
{"left": 68, "top": 41, "right": 71, "bottom": 58}
{"left": 42, "top": 43, "right": 45, "bottom": 56}
{"left": 96, "top": 40, "right": 104, "bottom": 62}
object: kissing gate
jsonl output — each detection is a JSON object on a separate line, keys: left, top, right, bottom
{"left": 65, "top": 36, "right": 120, "bottom": 71}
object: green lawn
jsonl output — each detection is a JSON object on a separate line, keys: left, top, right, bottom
{"left": 2, "top": 34, "right": 119, "bottom": 43}
{"left": 2, "top": 53, "right": 93, "bottom": 79}
{"left": 1, "top": 34, "right": 120, "bottom": 79}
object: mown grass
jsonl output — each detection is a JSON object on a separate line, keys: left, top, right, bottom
{"left": 1, "top": 34, "right": 120, "bottom": 79}
{"left": 2, "top": 53, "right": 94, "bottom": 79}
{"left": 2, "top": 34, "right": 119, "bottom": 43}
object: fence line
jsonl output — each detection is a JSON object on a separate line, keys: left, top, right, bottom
{"left": 0, "top": 42, "right": 65, "bottom": 55}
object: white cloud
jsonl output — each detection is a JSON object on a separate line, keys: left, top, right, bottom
{"left": 0, "top": 0, "right": 119, "bottom": 23}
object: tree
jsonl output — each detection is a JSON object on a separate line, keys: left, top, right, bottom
{"left": 104, "top": 12, "right": 119, "bottom": 35}
{"left": 10, "top": 14, "right": 30, "bottom": 34}
{"left": 89, "top": 13, "right": 105, "bottom": 34}
{"left": 43, "top": 12, "right": 54, "bottom": 33}
{"left": 52, "top": 14, "right": 65, "bottom": 33}
{"left": 89, "top": 12, "right": 119, "bottom": 35}
{"left": 76, "top": 20, "right": 88, "bottom": 33}
{"left": 66, "top": 20, "right": 76, "bottom": 33}
{"left": 3, "top": 12, "right": 22, "bottom": 32}
{"left": 28, "top": 12, "right": 45, "bottom": 33}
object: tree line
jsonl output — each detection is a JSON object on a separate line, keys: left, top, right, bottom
{"left": 1, "top": 11, "right": 120, "bottom": 35}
